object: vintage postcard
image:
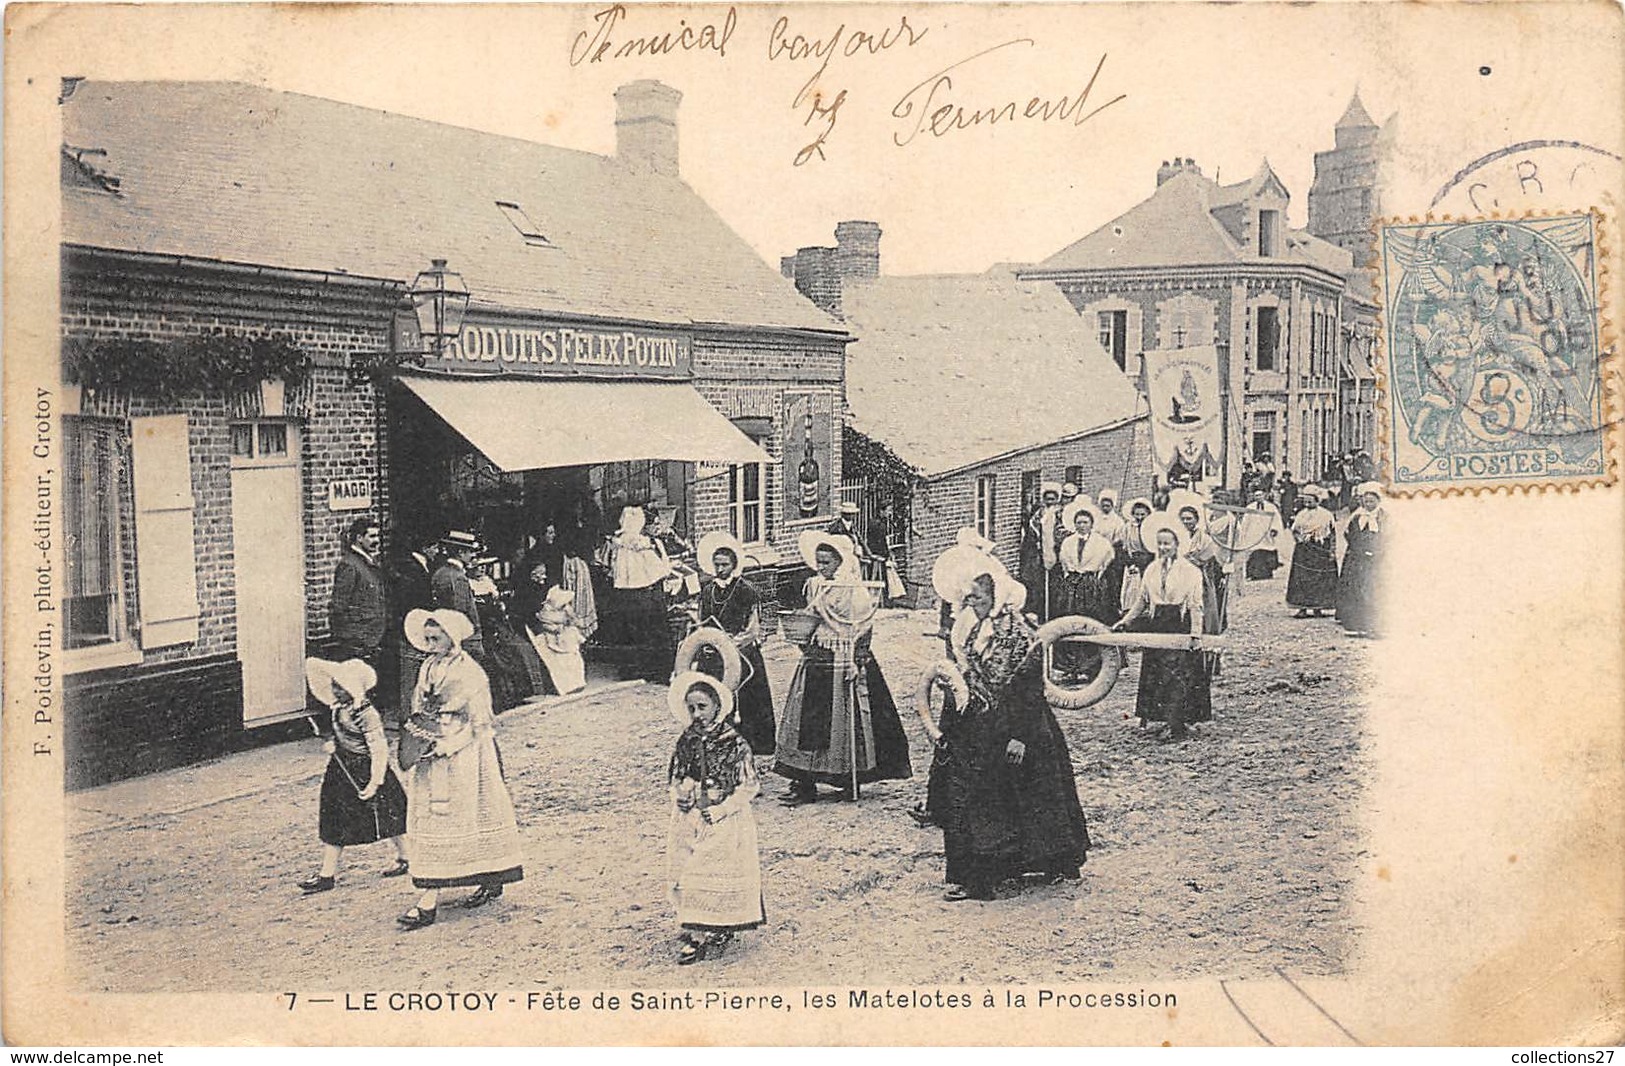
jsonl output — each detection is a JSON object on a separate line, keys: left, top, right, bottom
{"left": 3, "top": 1, "right": 1621, "bottom": 1049}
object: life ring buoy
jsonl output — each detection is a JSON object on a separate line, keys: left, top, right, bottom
{"left": 1033, "top": 616, "right": 1121, "bottom": 709}
{"left": 673, "top": 626, "right": 743, "bottom": 691}
{"left": 913, "top": 660, "right": 969, "bottom": 743}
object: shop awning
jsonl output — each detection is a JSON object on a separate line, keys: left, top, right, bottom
{"left": 398, "top": 376, "right": 770, "bottom": 471}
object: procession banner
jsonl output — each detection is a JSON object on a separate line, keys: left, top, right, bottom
{"left": 1142, "top": 346, "right": 1224, "bottom": 478}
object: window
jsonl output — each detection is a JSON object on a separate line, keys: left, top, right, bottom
{"left": 1064, "top": 465, "right": 1084, "bottom": 491}
{"left": 975, "top": 475, "right": 997, "bottom": 542}
{"left": 1097, "top": 310, "right": 1128, "bottom": 370}
{"left": 495, "top": 201, "right": 551, "bottom": 246}
{"left": 230, "top": 420, "right": 296, "bottom": 464}
{"left": 1258, "top": 210, "right": 1279, "bottom": 256}
{"left": 728, "top": 461, "right": 765, "bottom": 544}
{"left": 1256, "top": 306, "right": 1280, "bottom": 371}
{"left": 1307, "top": 310, "right": 1320, "bottom": 381}
{"left": 1020, "top": 469, "right": 1040, "bottom": 517}
{"left": 63, "top": 417, "right": 128, "bottom": 650}
{"left": 1251, "top": 411, "right": 1277, "bottom": 461}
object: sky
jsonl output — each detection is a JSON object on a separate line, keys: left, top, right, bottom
{"left": 12, "top": 3, "right": 1623, "bottom": 276}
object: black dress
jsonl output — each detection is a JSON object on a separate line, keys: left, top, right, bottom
{"left": 698, "top": 576, "right": 778, "bottom": 755}
{"left": 318, "top": 700, "right": 407, "bottom": 847}
{"left": 1336, "top": 513, "right": 1384, "bottom": 634}
{"left": 939, "top": 612, "right": 1090, "bottom": 892}
{"left": 1286, "top": 513, "right": 1339, "bottom": 609}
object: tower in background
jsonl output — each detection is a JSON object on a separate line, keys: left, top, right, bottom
{"left": 1308, "top": 92, "right": 1383, "bottom": 258}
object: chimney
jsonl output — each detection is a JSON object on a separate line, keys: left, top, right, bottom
{"left": 614, "top": 80, "right": 682, "bottom": 178}
{"left": 834, "top": 220, "right": 882, "bottom": 281}
{"left": 780, "top": 255, "right": 798, "bottom": 281}
{"left": 1156, "top": 157, "right": 1203, "bottom": 186}
{"left": 791, "top": 246, "right": 841, "bottom": 316}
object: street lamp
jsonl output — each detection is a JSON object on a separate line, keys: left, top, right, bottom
{"left": 409, "top": 258, "right": 471, "bottom": 355}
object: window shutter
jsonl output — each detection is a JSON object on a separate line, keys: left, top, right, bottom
{"left": 130, "top": 414, "right": 201, "bottom": 648}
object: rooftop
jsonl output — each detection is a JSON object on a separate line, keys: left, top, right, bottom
{"left": 842, "top": 269, "right": 1144, "bottom": 479}
{"left": 61, "top": 81, "right": 841, "bottom": 335}
{"left": 1031, "top": 164, "right": 1355, "bottom": 276}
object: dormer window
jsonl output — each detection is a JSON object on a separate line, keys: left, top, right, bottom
{"left": 1258, "top": 210, "right": 1280, "bottom": 257}
{"left": 495, "top": 201, "right": 551, "bottom": 246}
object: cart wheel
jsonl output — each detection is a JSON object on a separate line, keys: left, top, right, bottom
{"left": 673, "top": 627, "right": 743, "bottom": 690}
{"left": 913, "top": 660, "right": 968, "bottom": 743}
{"left": 1033, "top": 616, "right": 1121, "bottom": 709}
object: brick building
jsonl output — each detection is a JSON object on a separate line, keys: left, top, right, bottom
{"left": 782, "top": 226, "right": 1150, "bottom": 606}
{"left": 59, "top": 79, "right": 849, "bottom": 787}
{"left": 1020, "top": 97, "right": 1384, "bottom": 485}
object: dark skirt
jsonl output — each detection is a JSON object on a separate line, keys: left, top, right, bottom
{"left": 939, "top": 671, "right": 1090, "bottom": 889}
{"left": 319, "top": 751, "right": 407, "bottom": 847}
{"left": 922, "top": 691, "right": 962, "bottom": 820}
{"left": 1286, "top": 539, "right": 1339, "bottom": 608}
{"left": 1245, "top": 548, "right": 1281, "bottom": 579}
{"left": 614, "top": 585, "right": 674, "bottom": 681}
{"left": 1055, "top": 571, "right": 1112, "bottom": 676}
{"left": 696, "top": 641, "right": 777, "bottom": 755}
{"left": 774, "top": 645, "right": 913, "bottom": 788}
{"left": 1132, "top": 605, "right": 1212, "bottom": 729}
{"left": 1336, "top": 530, "right": 1382, "bottom": 634}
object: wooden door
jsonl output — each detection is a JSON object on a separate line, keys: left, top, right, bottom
{"left": 231, "top": 422, "right": 307, "bottom": 725}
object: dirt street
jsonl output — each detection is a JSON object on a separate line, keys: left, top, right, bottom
{"left": 68, "top": 565, "right": 1371, "bottom": 991}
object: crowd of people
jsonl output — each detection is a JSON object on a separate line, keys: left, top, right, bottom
{"left": 298, "top": 468, "right": 1385, "bottom": 961}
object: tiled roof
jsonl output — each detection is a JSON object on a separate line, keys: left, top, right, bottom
{"left": 61, "top": 81, "right": 841, "bottom": 334}
{"left": 842, "top": 269, "right": 1144, "bottom": 478}
{"left": 1034, "top": 166, "right": 1353, "bottom": 275}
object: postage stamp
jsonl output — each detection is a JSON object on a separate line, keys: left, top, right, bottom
{"left": 1376, "top": 211, "right": 1614, "bottom": 492}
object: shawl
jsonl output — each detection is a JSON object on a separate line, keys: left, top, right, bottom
{"left": 1351, "top": 506, "right": 1386, "bottom": 534}
{"left": 962, "top": 609, "right": 1036, "bottom": 710}
{"left": 668, "top": 720, "right": 750, "bottom": 803}
{"left": 1060, "top": 531, "right": 1116, "bottom": 575}
{"left": 1292, "top": 505, "right": 1336, "bottom": 540}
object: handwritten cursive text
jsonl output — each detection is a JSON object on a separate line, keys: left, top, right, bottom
{"left": 569, "top": 4, "right": 737, "bottom": 66}
{"left": 891, "top": 40, "right": 1127, "bottom": 147}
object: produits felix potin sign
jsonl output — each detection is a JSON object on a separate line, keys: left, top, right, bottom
{"left": 400, "top": 312, "right": 692, "bottom": 378}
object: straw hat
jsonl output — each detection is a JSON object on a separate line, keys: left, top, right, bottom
{"left": 1061, "top": 482, "right": 1080, "bottom": 500}
{"left": 994, "top": 572, "right": 1029, "bottom": 613}
{"left": 954, "top": 527, "right": 997, "bottom": 554}
{"left": 1125, "top": 496, "right": 1154, "bottom": 517}
{"left": 668, "top": 670, "right": 736, "bottom": 727}
{"left": 1168, "top": 487, "right": 1206, "bottom": 520}
{"left": 839, "top": 501, "right": 861, "bottom": 517}
{"left": 1140, "top": 513, "right": 1191, "bottom": 555}
{"left": 440, "top": 529, "right": 481, "bottom": 553}
{"left": 1061, "top": 497, "right": 1101, "bottom": 531}
{"left": 931, "top": 544, "right": 1004, "bottom": 602}
{"left": 696, "top": 530, "right": 749, "bottom": 576}
{"left": 304, "top": 657, "right": 377, "bottom": 708}
{"left": 798, "top": 529, "right": 856, "bottom": 574}
{"left": 616, "top": 505, "right": 646, "bottom": 536}
{"left": 1040, "top": 480, "right": 1063, "bottom": 498}
{"left": 403, "top": 607, "right": 475, "bottom": 652}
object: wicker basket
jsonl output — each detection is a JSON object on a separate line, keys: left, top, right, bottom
{"left": 779, "top": 610, "right": 820, "bottom": 645}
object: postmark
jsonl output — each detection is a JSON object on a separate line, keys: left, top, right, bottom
{"left": 1375, "top": 211, "right": 1615, "bottom": 493}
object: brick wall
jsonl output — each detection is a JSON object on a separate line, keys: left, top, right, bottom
{"left": 905, "top": 418, "right": 1153, "bottom": 607}
{"left": 63, "top": 251, "right": 398, "bottom": 667}
{"left": 692, "top": 332, "right": 845, "bottom": 570}
{"left": 60, "top": 250, "right": 398, "bottom": 782}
